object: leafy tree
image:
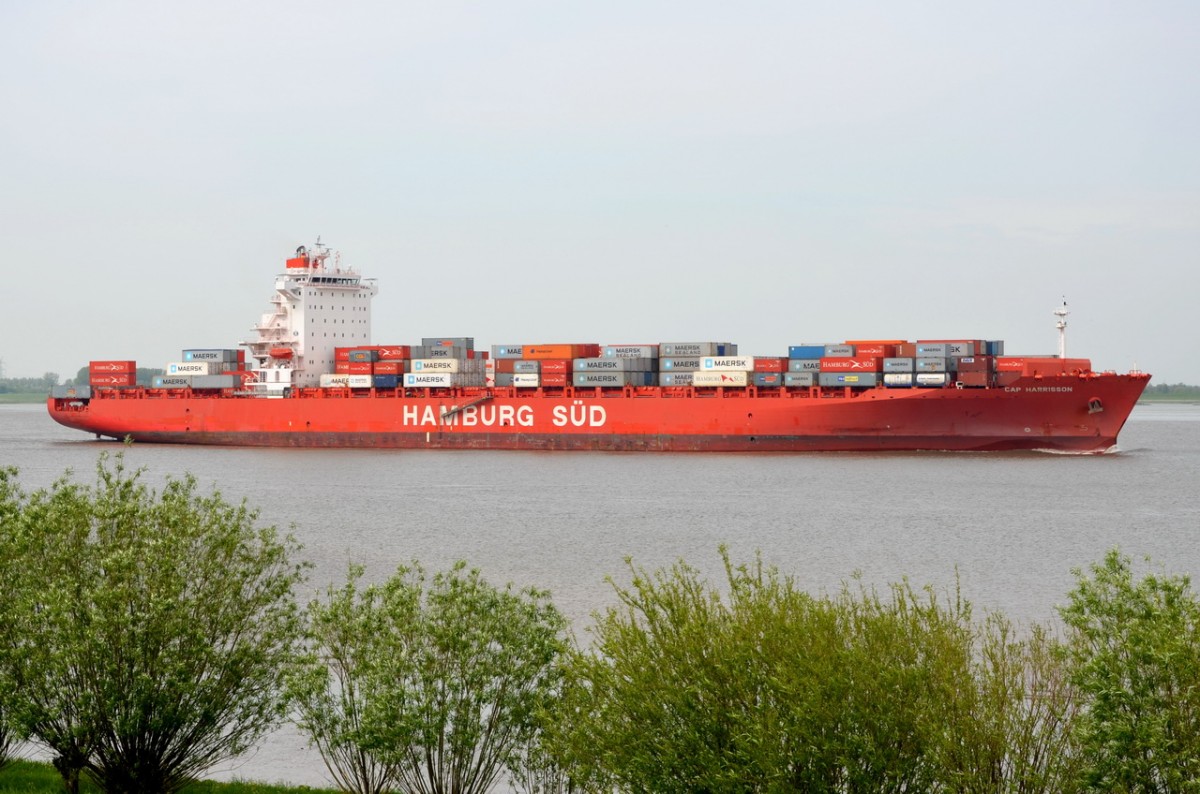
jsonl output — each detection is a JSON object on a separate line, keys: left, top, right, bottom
{"left": 0, "top": 455, "right": 308, "bottom": 794}
{"left": 290, "top": 567, "right": 400, "bottom": 794}
{"left": 1060, "top": 549, "right": 1200, "bottom": 792}
{"left": 294, "top": 561, "right": 568, "bottom": 794}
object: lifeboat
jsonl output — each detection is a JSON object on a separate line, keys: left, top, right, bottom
{"left": 269, "top": 347, "right": 294, "bottom": 359}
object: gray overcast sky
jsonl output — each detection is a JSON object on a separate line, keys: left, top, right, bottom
{"left": 2, "top": 1, "right": 1197, "bottom": 384}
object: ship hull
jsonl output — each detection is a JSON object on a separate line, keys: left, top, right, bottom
{"left": 48, "top": 373, "right": 1150, "bottom": 453}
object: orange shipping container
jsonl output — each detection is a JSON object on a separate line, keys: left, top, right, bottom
{"left": 523, "top": 343, "right": 600, "bottom": 359}
{"left": 850, "top": 344, "right": 897, "bottom": 358}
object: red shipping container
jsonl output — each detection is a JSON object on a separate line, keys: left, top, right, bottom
{"left": 955, "top": 356, "right": 994, "bottom": 373}
{"left": 850, "top": 344, "right": 896, "bottom": 358}
{"left": 335, "top": 348, "right": 353, "bottom": 362}
{"left": 494, "top": 359, "right": 516, "bottom": 373}
{"left": 89, "top": 360, "right": 136, "bottom": 374}
{"left": 896, "top": 343, "right": 917, "bottom": 357}
{"left": 347, "top": 361, "right": 373, "bottom": 374}
{"left": 89, "top": 373, "right": 136, "bottom": 387}
{"left": 819, "top": 356, "right": 882, "bottom": 372}
{"left": 376, "top": 345, "right": 411, "bottom": 361}
{"left": 524, "top": 343, "right": 600, "bottom": 359}
{"left": 373, "top": 361, "right": 405, "bottom": 375}
{"left": 236, "top": 349, "right": 246, "bottom": 362}
{"left": 958, "top": 371, "right": 990, "bottom": 388}
{"left": 540, "top": 359, "right": 571, "bottom": 374}
{"left": 996, "top": 357, "right": 1027, "bottom": 372}
{"left": 996, "top": 371, "right": 1022, "bottom": 387}
{"left": 541, "top": 372, "right": 568, "bottom": 387}
{"left": 754, "top": 358, "right": 786, "bottom": 373}
{"left": 845, "top": 339, "right": 906, "bottom": 345}
{"left": 335, "top": 362, "right": 351, "bottom": 374}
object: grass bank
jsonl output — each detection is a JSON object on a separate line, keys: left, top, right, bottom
{"left": 0, "top": 760, "right": 338, "bottom": 794}
{"left": 0, "top": 394, "right": 46, "bottom": 405}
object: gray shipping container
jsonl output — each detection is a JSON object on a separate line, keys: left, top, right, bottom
{"left": 783, "top": 371, "right": 816, "bottom": 387}
{"left": 915, "top": 343, "right": 949, "bottom": 356}
{"left": 494, "top": 373, "right": 516, "bottom": 387}
{"left": 658, "top": 372, "right": 695, "bottom": 386}
{"left": 513, "top": 360, "right": 541, "bottom": 374}
{"left": 491, "top": 345, "right": 524, "bottom": 359}
{"left": 190, "top": 375, "right": 239, "bottom": 390}
{"left": 658, "top": 342, "right": 736, "bottom": 357}
{"left": 573, "top": 371, "right": 655, "bottom": 387}
{"left": 659, "top": 357, "right": 702, "bottom": 371}
{"left": 883, "top": 357, "right": 915, "bottom": 373}
{"left": 818, "top": 372, "right": 879, "bottom": 388}
{"left": 51, "top": 385, "right": 93, "bottom": 399}
{"left": 915, "top": 357, "right": 950, "bottom": 373}
{"left": 603, "top": 345, "right": 659, "bottom": 358}
{"left": 824, "top": 344, "right": 855, "bottom": 357}
{"left": 422, "top": 337, "right": 474, "bottom": 350}
{"left": 153, "top": 376, "right": 192, "bottom": 389}
{"left": 787, "top": 359, "right": 821, "bottom": 372}
{"left": 574, "top": 357, "right": 656, "bottom": 372}
{"left": 413, "top": 345, "right": 467, "bottom": 359}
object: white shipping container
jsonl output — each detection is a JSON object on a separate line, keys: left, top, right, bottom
{"left": 916, "top": 373, "right": 949, "bottom": 387}
{"left": 166, "top": 361, "right": 218, "bottom": 376}
{"left": 603, "top": 345, "right": 658, "bottom": 358}
{"left": 320, "top": 374, "right": 352, "bottom": 388}
{"left": 411, "top": 358, "right": 462, "bottom": 373}
{"left": 699, "top": 356, "right": 754, "bottom": 371}
{"left": 884, "top": 373, "right": 915, "bottom": 387}
{"left": 347, "top": 375, "right": 373, "bottom": 389}
{"left": 693, "top": 370, "right": 750, "bottom": 387}
{"left": 404, "top": 373, "right": 484, "bottom": 388}
{"left": 512, "top": 373, "right": 541, "bottom": 388}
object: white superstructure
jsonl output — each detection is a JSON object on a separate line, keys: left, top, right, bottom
{"left": 243, "top": 241, "right": 378, "bottom": 394}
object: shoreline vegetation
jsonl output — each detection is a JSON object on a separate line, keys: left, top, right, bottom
{"left": 0, "top": 760, "right": 338, "bottom": 793}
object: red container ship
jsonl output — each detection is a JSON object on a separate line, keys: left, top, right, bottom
{"left": 48, "top": 243, "right": 1150, "bottom": 453}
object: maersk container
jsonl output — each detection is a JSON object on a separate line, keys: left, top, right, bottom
{"left": 182, "top": 349, "right": 239, "bottom": 363}
{"left": 694, "top": 371, "right": 750, "bottom": 387}
{"left": 153, "top": 376, "right": 192, "bottom": 389}
{"left": 191, "top": 375, "right": 240, "bottom": 390}
{"left": 883, "top": 358, "right": 915, "bottom": 373}
{"left": 572, "top": 371, "right": 655, "bottom": 387}
{"left": 658, "top": 372, "right": 695, "bottom": 386}
{"left": 915, "top": 343, "right": 948, "bottom": 356}
{"left": 347, "top": 375, "right": 374, "bottom": 389}
{"left": 348, "top": 349, "right": 379, "bottom": 363}
{"left": 492, "top": 345, "right": 524, "bottom": 359}
{"left": 513, "top": 373, "right": 540, "bottom": 388}
{"left": 659, "top": 342, "right": 735, "bottom": 357}
{"left": 660, "top": 357, "right": 702, "bottom": 371}
{"left": 783, "top": 371, "right": 816, "bottom": 387}
{"left": 513, "top": 360, "right": 541, "bottom": 374}
{"left": 414, "top": 345, "right": 466, "bottom": 359}
{"left": 788, "top": 345, "right": 825, "bottom": 359}
{"left": 411, "top": 358, "right": 462, "bottom": 373}
{"left": 753, "top": 373, "right": 783, "bottom": 387}
{"left": 917, "top": 373, "right": 950, "bottom": 387}
{"left": 320, "top": 374, "right": 352, "bottom": 388}
{"left": 818, "top": 372, "right": 879, "bottom": 388}
{"left": 946, "top": 341, "right": 976, "bottom": 357}
{"left": 884, "top": 373, "right": 914, "bottom": 388}
{"left": 403, "top": 373, "right": 479, "bottom": 388}
{"left": 700, "top": 356, "right": 754, "bottom": 371}
{"left": 422, "top": 337, "right": 474, "bottom": 350}
{"left": 787, "top": 359, "right": 821, "bottom": 372}
{"left": 373, "top": 374, "right": 400, "bottom": 389}
{"left": 603, "top": 345, "right": 658, "bottom": 358}
{"left": 166, "top": 361, "right": 218, "bottom": 376}
{"left": 915, "top": 357, "right": 949, "bottom": 373}
{"left": 574, "top": 357, "right": 656, "bottom": 372}
{"left": 823, "top": 344, "right": 855, "bottom": 357}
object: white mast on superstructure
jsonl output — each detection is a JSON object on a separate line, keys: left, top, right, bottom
{"left": 1054, "top": 299, "right": 1069, "bottom": 358}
